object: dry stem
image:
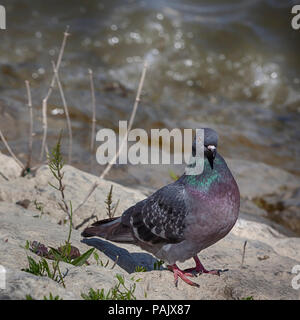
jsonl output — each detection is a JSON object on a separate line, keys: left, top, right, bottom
{"left": 241, "top": 240, "right": 247, "bottom": 267}
{"left": 51, "top": 61, "right": 73, "bottom": 163}
{"left": 0, "top": 129, "right": 25, "bottom": 170}
{"left": 73, "top": 61, "right": 148, "bottom": 214}
{"left": 0, "top": 171, "right": 9, "bottom": 181}
{"left": 100, "top": 61, "right": 148, "bottom": 179}
{"left": 88, "top": 69, "right": 96, "bottom": 154}
{"left": 25, "top": 80, "right": 33, "bottom": 170}
{"left": 40, "top": 26, "right": 70, "bottom": 160}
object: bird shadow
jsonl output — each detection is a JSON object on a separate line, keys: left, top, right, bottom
{"left": 81, "top": 238, "right": 165, "bottom": 274}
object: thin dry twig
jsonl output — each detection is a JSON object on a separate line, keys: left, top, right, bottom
{"left": 111, "top": 255, "right": 119, "bottom": 270}
{"left": 241, "top": 240, "right": 247, "bottom": 267}
{"left": 100, "top": 61, "right": 148, "bottom": 179}
{"left": 25, "top": 80, "right": 33, "bottom": 170}
{"left": 112, "top": 199, "right": 120, "bottom": 217}
{"left": 0, "top": 171, "right": 9, "bottom": 181}
{"left": 74, "top": 212, "right": 97, "bottom": 230}
{"left": 73, "top": 61, "right": 148, "bottom": 215}
{"left": 40, "top": 26, "right": 70, "bottom": 161}
{"left": 51, "top": 61, "right": 73, "bottom": 163}
{"left": 88, "top": 69, "right": 96, "bottom": 154}
{"left": 0, "top": 129, "right": 25, "bottom": 170}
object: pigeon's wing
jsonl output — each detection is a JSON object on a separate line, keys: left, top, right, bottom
{"left": 121, "top": 182, "right": 188, "bottom": 245}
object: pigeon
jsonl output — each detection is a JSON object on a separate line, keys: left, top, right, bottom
{"left": 82, "top": 128, "right": 240, "bottom": 287}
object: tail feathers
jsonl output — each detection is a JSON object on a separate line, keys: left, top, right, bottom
{"left": 81, "top": 217, "right": 135, "bottom": 243}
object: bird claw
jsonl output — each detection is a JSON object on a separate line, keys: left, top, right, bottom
{"left": 221, "top": 268, "right": 229, "bottom": 273}
{"left": 182, "top": 270, "right": 197, "bottom": 277}
{"left": 216, "top": 268, "right": 229, "bottom": 275}
{"left": 168, "top": 260, "right": 228, "bottom": 287}
{"left": 168, "top": 264, "right": 200, "bottom": 288}
{"left": 200, "top": 268, "right": 229, "bottom": 276}
{"left": 183, "top": 268, "right": 199, "bottom": 277}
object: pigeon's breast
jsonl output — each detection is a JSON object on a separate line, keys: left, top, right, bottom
{"left": 184, "top": 177, "right": 240, "bottom": 252}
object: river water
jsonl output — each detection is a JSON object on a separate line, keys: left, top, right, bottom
{"left": 0, "top": 0, "right": 299, "bottom": 189}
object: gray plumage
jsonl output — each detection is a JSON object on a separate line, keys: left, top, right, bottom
{"left": 82, "top": 128, "right": 240, "bottom": 267}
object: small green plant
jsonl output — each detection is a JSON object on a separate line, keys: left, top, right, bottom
{"left": 135, "top": 265, "right": 147, "bottom": 272}
{"left": 34, "top": 200, "right": 45, "bottom": 217}
{"left": 81, "top": 274, "right": 136, "bottom": 300}
{"left": 49, "top": 246, "right": 94, "bottom": 267}
{"left": 130, "top": 275, "right": 142, "bottom": 282}
{"left": 47, "top": 133, "right": 94, "bottom": 266}
{"left": 93, "top": 251, "right": 100, "bottom": 265}
{"left": 44, "top": 293, "right": 63, "bottom": 300}
{"left": 153, "top": 260, "right": 164, "bottom": 270}
{"left": 22, "top": 256, "right": 46, "bottom": 277}
{"left": 25, "top": 293, "right": 63, "bottom": 300}
{"left": 22, "top": 134, "right": 94, "bottom": 288}
{"left": 22, "top": 256, "right": 65, "bottom": 287}
{"left": 111, "top": 274, "right": 136, "bottom": 300}
{"left": 105, "top": 185, "right": 114, "bottom": 218}
{"left": 105, "top": 185, "right": 119, "bottom": 218}
{"left": 168, "top": 170, "right": 179, "bottom": 181}
{"left": 81, "top": 288, "right": 111, "bottom": 300}
{"left": 47, "top": 131, "right": 72, "bottom": 226}
{"left": 21, "top": 240, "right": 30, "bottom": 250}
{"left": 241, "top": 296, "right": 254, "bottom": 300}
{"left": 93, "top": 251, "right": 109, "bottom": 267}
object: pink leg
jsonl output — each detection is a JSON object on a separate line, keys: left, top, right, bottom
{"left": 167, "top": 264, "right": 200, "bottom": 287}
{"left": 184, "top": 256, "right": 228, "bottom": 276}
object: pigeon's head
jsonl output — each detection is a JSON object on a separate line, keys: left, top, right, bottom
{"left": 192, "top": 128, "right": 218, "bottom": 170}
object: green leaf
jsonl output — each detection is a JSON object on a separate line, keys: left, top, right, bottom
{"left": 48, "top": 182, "right": 60, "bottom": 191}
{"left": 41, "top": 259, "right": 52, "bottom": 278}
{"left": 116, "top": 274, "right": 125, "bottom": 285}
{"left": 71, "top": 248, "right": 94, "bottom": 266}
{"left": 49, "top": 247, "right": 67, "bottom": 262}
{"left": 44, "top": 293, "right": 62, "bottom": 300}
{"left": 93, "top": 251, "right": 99, "bottom": 264}
{"left": 241, "top": 296, "right": 254, "bottom": 300}
{"left": 23, "top": 240, "right": 30, "bottom": 250}
{"left": 168, "top": 169, "right": 179, "bottom": 181}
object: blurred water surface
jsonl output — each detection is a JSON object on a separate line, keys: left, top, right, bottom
{"left": 0, "top": 0, "right": 299, "bottom": 188}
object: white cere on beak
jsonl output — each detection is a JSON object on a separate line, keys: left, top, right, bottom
{"left": 207, "top": 145, "right": 216, "bottom": 151}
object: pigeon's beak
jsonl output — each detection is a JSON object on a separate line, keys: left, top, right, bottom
{"left": 207, "top": 145, "right": 216, "bottom": 169}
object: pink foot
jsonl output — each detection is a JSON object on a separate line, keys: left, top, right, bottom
{"left": 167, "top": 264, "right": 199, "bottom": 287}
{"left": 184, "top": 256, "right": 228, "bottom": 276}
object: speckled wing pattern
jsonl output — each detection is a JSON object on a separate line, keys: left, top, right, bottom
{"left": 122, "top": 183, "right": 189, "bottom": 245}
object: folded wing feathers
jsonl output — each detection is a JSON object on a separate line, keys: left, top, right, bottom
{"left": 81, "top": 217, "right": 135, "bottom": 243}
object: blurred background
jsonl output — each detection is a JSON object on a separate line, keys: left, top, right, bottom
{"left": 0, "top": 0, "right": 299, "bottom": 189}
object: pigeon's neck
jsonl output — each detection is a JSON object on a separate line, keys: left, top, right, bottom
{"left": 181, "top": 154, "right": 230, "bottom": 191}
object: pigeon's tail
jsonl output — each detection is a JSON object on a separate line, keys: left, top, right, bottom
{"left": 81, "top": 217, "right": 135, "bottom": 243}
